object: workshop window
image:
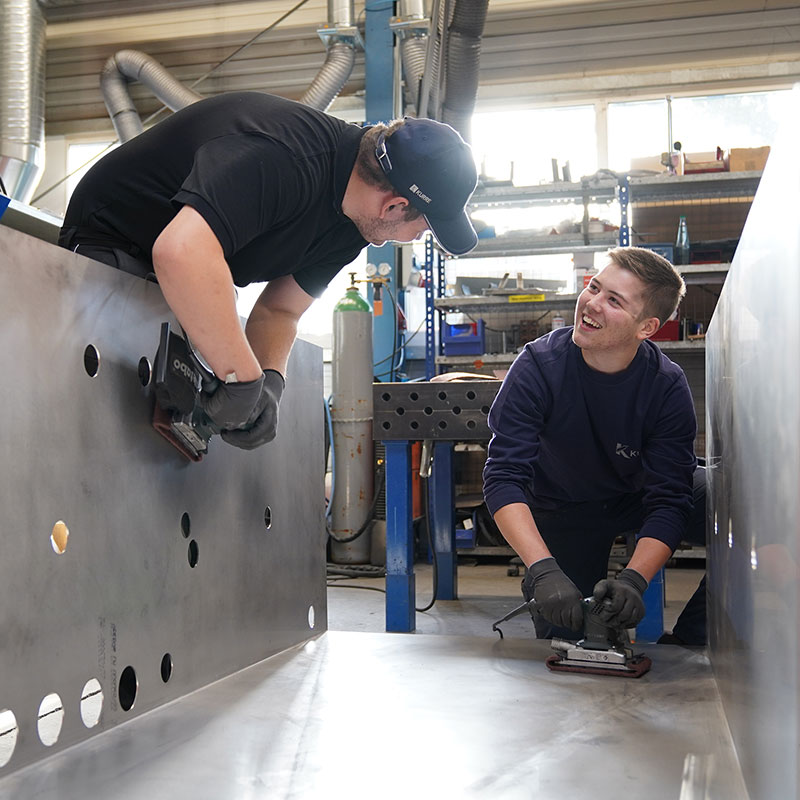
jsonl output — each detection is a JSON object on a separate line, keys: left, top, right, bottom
{"left": 607, "top": 89, "right": 791, "bottom": 172}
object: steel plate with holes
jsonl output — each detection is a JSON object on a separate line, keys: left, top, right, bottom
{"left": 0, "top": 226, "right": 325, "bottom": 778}
{"left": 372, "top": 381, "right": 500, "bottom": 441}
{"left": 0, "top": 633, "right": 748, "bottom": 799}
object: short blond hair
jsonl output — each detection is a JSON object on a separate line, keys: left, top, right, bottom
{"left": 607, "top": 246, "right": 686, "bottom": 326}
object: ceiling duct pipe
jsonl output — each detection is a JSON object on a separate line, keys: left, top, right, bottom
{"left": 300, "top": 0, "right": 360, "bottom": 111}
{"left": 100, "top": 50, "right": 203, "bottom": 143}
{"left": 440, "top": 0, "right": 488, "bottom": 143}
{"left": 391, "top": 0, "right": 429, "bottom": 110}
{"left": 0, "top": 0, "right": 46, "bottom": 203}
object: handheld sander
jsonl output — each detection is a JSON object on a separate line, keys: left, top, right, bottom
{"left": 492, "top": 596, "right": 652, "bottom": 678}
{"left": 151, "top": 321, "right": 220, "bottom": 462}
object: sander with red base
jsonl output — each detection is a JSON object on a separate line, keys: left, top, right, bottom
{"left": 493, "top": 596, "right": 652, "bottom": 678}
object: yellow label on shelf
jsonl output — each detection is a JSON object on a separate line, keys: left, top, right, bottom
{"left": 508, "top": 294, "right": 546, "bottom": 303}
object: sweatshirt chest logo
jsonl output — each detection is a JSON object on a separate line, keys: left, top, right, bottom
{"left": 616, "top": 442, "right": 640, "bottom": 459}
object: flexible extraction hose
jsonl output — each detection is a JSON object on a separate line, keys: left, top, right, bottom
{"left": 100, "top": 50, "right": 203, "bottom": 143}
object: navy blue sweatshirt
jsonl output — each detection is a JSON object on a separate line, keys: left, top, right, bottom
{"left": 483, "top": 327, "right": 697, "bottom": 551}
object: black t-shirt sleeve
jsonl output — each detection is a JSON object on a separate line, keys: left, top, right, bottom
{"left": 292, "top": 241, "right": 365, "bottom": 297}
{"left": 172, "top": 134, "right": 304, "bottom": 257}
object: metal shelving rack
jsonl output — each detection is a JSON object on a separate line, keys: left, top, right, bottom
{"left": 424, "top": 170, "right": 761, "bottom": 372}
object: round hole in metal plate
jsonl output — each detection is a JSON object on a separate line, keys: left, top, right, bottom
{"left": 50, "top": 520, "right": 69, "bottom": 554}
{"left": 80, "top": 678, "right": 103, "bottom": 728}
{"left": 308, "top": 605, "right": 316, "bottom": 629}
{"left": 395, "top": 407, "right": 405, "bottom": 415}
{"left": 466, "top": 390, "right": 476, "bottom": 401}
{"left": 437, "top": 391, "right": 447, "bottom": 400}
{"left": 466, "top": 420, "right": 477, "bottom": 429}
{"left": 481, "top": 405, "right": 490, "bottom": 414}
{"left": 381, "top": 392, "right": 391, "bottom": 402}
{"left": 0, "top": 709, "right": 19, "bottom": 767}
{"left": 264, "top": 506, "right": 273, "bottom": 530}
{"left": 180, "top": 512, "right": 191, "bottom": 539}
{"left": 119, "top": 666, "right": 138, "bottom": 712}
{"left": 188, "top": 540, "right": 199, "bottom": 568}
{"left": 161, "top": 654, "right": 173, "bottom": 683}
{"left": 410, "top": 421, "right": 419, "bottom": 430}
{"left": 382, "top": 421, "right": 391, "bottom": 430}
{"left": 409, "top": 391, "right": 419, "bottom": 402}
{"left": 37, "top": 693, "right": 64, "bottom": 746}
{"left": 423, "top": 406, "right": 433, "bottom": 416}
{"left": 438, "top": 420, "right": 447, "bottom": 429}
{"left": 83, "top": 344, "right": 100, "bottom": 377}
{"left": 138, "top": 357, "right": 152, "bottom": 387}
{"left": 452, "top": 406, "right": 462, "bottom": 415}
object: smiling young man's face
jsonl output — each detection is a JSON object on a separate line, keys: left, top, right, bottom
{"left": 572, "top": 260, "right": 660, "bottom": 371}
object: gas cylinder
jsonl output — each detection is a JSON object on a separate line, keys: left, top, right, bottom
{"left": 329, "top": 282, "right": 374, "bottom": 564}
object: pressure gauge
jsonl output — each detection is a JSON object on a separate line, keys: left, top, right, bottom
{"left": 365, "top": 263, "right": 377, "bottom": 277}
{"left": 378, "top": 262, "right": 392, "bottom": 277}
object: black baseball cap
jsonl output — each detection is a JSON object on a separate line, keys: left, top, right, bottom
{"left": 375, "top": 117, "right": 478, "bottom": 256}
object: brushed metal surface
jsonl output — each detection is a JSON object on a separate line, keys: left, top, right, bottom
{"left": 706, "top": 86, "right": 800, "bottom": 800}
{"left": 0, "top": 632, "right": 748, "bottom": 799}
{"left": 0, "top": 226, "right": 326, "bottom": 777}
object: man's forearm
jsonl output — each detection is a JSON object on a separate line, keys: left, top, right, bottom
{"left": 493, "top": 503, "right": 552, "bottom": 567}
{"left": 627, "top": 536, "right": 673, "bottom": 582}
{"left": 245, "top": 305, "right": 299, "bottom": 376}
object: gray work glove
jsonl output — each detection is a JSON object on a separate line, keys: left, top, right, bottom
{"left": 522, "top": 557, "right": 584, "bottom": 632}
{"left": 221, "top": 369, "right": 285, "bottom": 450}
{"left": 200, "top": 372, "right": 265, "bottom": 430}
{"left": 592, "top": 568, "right": 648, "bottom": 629}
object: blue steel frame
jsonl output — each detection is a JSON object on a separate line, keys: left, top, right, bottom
{"left": 618, "top": 175, "right": 630, "bottom": 246}
{"left": 429, "top": 442, "right": 457, "bottom": 600}
{"left": 365, "top": 0, "right": 398, "bottom": 380}
{"left": 424, "top": 236, "right": 436, "bottom": 379}
{"left": 384, "top": 440, "right": 415, "bottom": 632}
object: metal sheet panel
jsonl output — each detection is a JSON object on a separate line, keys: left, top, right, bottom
{"left": 706, "top": 86, "right": 800, "bottom": 799}
{"left": 0, "top": 632, "right": 748, "bottom": 799}
{"left": 0, "top": 226, "right": 326, "bottom": 776}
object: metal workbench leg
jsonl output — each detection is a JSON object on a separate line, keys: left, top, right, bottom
{"left": 636, "top": 567, "right": 665, "bottom": 642}
{"left": 430, "top": 441, "right": 457, "bottom": 600}
{"left": 384, "top": 440, "right": 415, "bottom": 632}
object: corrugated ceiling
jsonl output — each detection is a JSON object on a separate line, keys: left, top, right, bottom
{"left": 43, "top": 0, "right": 800, "bottom": 136}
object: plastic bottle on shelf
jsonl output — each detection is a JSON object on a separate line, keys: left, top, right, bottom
{"left": 675, "top": 215, "right": 690, "bottom": 266}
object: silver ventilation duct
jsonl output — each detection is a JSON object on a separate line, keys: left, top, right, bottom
{"left": 101, "top": 0, "right": 359, "bottom": 136}
{"left": 300, "top": 0, "right": 359, "bottom": 111}
{"left": 101, "top": 50, "right": 203, "bottom": 143}
{"left": 441, "top": 0, "right": 488, "bottom": 142}
{"left": 417, "top": 0, "right": 487, "bottom": 144}
{"left": 393, "top": 0, "right": 428, "bottom": 110}
{"left": 0, "top": 0, "right": 46, "bottom": 203}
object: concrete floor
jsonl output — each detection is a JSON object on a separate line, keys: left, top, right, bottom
{"left": 327, "top": 559, "right": 705, "bottom": 639}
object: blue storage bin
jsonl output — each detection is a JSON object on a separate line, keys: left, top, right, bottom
{"left": 443, "top": 319, "right": 485, "bottom": 356}
{"left": 643, "top": 243, "right": 674, "bottom": 262}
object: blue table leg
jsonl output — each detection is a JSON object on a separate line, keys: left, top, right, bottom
{"left": 430, "top": 441, "right": 457, "bottom": 600}
{"left": 384, "top": 440, "right": 415, "bottom": 632}
{"left": 636, "top": 567, "right": 665, "bottom": 643}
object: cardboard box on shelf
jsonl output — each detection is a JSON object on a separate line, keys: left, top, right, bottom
{"left": 729, "top": 146, "right": 770, "bottom": 172}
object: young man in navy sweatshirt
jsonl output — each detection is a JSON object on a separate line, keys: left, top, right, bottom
{"left": 483, "top": 246, "right": 706, "bottom": 644}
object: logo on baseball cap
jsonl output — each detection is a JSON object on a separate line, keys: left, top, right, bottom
{"left": 375, "top": 117, "right": 478, "bottom": 256}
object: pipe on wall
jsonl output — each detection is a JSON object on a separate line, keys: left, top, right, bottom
{"left": 0, "top": 0, "right": 46, "bottom": 203}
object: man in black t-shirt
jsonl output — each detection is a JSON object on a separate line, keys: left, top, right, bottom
{"left": 60, "top": 92, "right": 478, "bottom": 450}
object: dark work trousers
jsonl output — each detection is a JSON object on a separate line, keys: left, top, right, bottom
{"left": 530, "top": 466, "right": 707, "bottom": 645}
{"left": 73, "top": 244, "right": 156, "bottom": 281}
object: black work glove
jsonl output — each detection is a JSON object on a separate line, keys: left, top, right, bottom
{"left": 592, "top": 568, "right": 648, "bottom": 629}
{"left": 221, "top": 369, "right": 285, "bottom": 450}
{"left": 522, "top": 557, "right": 584, "bottom": 631}
{"left": 200, "top": 372, "right": 265, "bottom": 430}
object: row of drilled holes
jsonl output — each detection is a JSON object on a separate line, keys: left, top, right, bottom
{"left": 0, "top": 654, "right": 172, "bottom": 769}
{"left": 378, "top": 390, "right": 490, "bottom": 432}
